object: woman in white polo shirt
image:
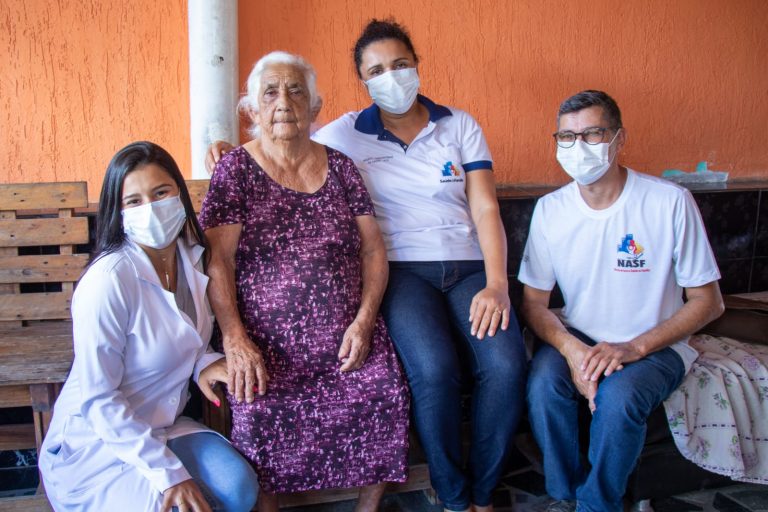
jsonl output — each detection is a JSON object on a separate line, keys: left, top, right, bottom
{"left": 315, "top": 21, "right": 527, "bottom": 512}
{"left": 208, "top": 19, "right": 526, "bottom": 512}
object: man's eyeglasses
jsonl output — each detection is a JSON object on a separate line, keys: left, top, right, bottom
{"left": 553, "top": 127, "right": 618, "bottom": 148}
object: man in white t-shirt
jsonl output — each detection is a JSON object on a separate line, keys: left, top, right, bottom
{"left": 518, "top": 90, "right": 724, "bottom": 512}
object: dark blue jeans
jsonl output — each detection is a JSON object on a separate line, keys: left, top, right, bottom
{"left": 381, "top": 260, "right": 527, "bottom": 510}
{"left": 526, "top": 329, "right": 686, "bottom": 512}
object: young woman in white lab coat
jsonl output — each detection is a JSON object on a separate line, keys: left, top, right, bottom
{"left": 39, "top": 142, "right": 259, "bottom": 512}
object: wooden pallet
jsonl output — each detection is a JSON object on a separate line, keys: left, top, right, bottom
{"left": 0, "top": 181, "right": 89, "bottom": 509}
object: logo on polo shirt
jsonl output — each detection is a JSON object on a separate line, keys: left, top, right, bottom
{"left": 442, "top": 161, "right": 461, "bottom": 177}
{"left": 615, "top": 234, "right": 649, "bottom": 272}
{"left": 440, "top": 161, "right": 463, "bottom": 183}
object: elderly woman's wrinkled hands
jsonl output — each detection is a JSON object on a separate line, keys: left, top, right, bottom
{"left": 469, "top": 284, "right": 511, "bottom": 340}
{"left": 204, "top": 140, "right": 235, "bottom": 175}
{"left": 222, "top": 333, "right": 269, "bottom": 403}
{"left": 338, "top": 320, "right": 374, "bottom": 372}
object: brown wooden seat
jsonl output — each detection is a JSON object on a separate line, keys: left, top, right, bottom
{"left": 0, "top": 494, "right": 53, "bottom": 511}
{"left": 186, "top": 179, "right": 211, "bottom": 214}
{"left": 0, "top": 182, "right": 88, "bottom": 504}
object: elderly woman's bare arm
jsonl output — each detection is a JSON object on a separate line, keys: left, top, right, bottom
{"left": 206, "top": 224, "right": 269, "bottom": 402}
{"left": 338, "top": 215, "right": 388, "bottom": 372}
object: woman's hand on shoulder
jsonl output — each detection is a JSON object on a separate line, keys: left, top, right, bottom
{"left": 161, "top": 479, "right": 211, "bottom": 512}
{"left": 469, "top": 283, "right": 511, "bottom": 340}
{"left": 338, "top": 319, "right": 374, "bottom": 372}
{"left": 222, "top": 333, "right": 269, "bottom": 403}
{"left": 204, "top": 140, "right": 235, "bottom": 175}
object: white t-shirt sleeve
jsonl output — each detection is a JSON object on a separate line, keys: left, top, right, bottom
{"left": 518, "top": 200, "right": 557, "bottom": 291}
{"left": 673, "top": 189, "right": 721, "bottom": 287}
{"left": 456, "top": 111, "right": 493, "bottom": 171}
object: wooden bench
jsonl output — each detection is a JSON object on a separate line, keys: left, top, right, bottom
{"left": 0, "top": 182, "right": 89, "bottom": 511}
{"left": 186, "top": 179, "right": 434, "bottom": 507}
{"left": 0, "top": 179, "right": 431, "bottom": 509}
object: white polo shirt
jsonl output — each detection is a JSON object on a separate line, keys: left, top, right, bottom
{"left": 518, "top": 169, "right": 721, "bottom": 371}
{"left": 312, "top": 95, "right": 490, "bottom": 262}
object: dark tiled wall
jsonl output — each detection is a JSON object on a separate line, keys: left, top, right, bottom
{"left": 696, "top": 191, "right": 759, "bottom": 294}
{"left": 0, "top": 449, "right": 38, "bottom": 498}
{"left": 500, "top": 188, "right": 768, "bottom": 306}
{"left": 500, "top": 197, "right": 537, "bottom": 311}
{"left": 754, "top": 195, "right": 768, "bottom": 291}
{"left": 0, "top": 408, "right": 37, "bottom": 497}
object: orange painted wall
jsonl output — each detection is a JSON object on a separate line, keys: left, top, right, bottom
{"left": 0, "top": 1, "right": 189, "bottom": 198}
{"left": 239, "top": 0, "right": 768, "bottom": 185}
{"left": 2, "top": 0, "right": 767, "bottom": 196}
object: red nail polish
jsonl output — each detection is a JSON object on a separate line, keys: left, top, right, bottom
{"left": 214, "top": 399, "right": 221, "bottom": 408}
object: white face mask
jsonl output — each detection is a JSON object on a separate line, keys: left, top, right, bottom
{"left": 365, "top": 68, "right": 420, "bottom": 114}
{"left": 122, "top": 195, "right": 187, "bottom": 249}
{"left": 556, "top": 129, "right": 621, "bottom": 186}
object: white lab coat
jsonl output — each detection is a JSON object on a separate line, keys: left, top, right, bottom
{"left": 39, "top": 238, "right": 225, "bottom": 511}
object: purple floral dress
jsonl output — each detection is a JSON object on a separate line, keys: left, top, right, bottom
{"left": 199, "top": 146, "right": 409, "bottom": 493}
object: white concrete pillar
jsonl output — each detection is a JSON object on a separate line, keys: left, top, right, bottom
{"left": 188, "top": 0, "right": 239, "bottom": 178}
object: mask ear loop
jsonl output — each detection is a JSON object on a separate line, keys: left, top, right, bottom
{"left": 607, "top": 128, "right": 622, "bottom": 166}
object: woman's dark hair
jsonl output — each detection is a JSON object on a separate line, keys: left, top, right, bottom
{"left": 94, "top": 141, "right": 207, "bottom": 261}
{"left": 557, "top": 90, "right": 623, "bottom": 129}
{"left": 353, "top": 18, "right": 419, "bottom": 78}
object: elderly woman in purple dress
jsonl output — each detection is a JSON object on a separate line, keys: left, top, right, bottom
{"left": 199, "top": 51, "right": 409, "bottom": 512}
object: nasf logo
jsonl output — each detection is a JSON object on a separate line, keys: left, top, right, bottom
{"left": 615, "top": 234, "right": 649, "bottom": 272}
{"left": 618, "top": 234, "right": 644, "bottom": 259}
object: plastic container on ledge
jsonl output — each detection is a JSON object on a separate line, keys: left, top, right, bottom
{"left": 662, "top": 161, "right": 729, "bottom": 184}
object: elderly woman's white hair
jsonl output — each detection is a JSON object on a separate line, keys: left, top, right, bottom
{"left": 239, "top": 51, "right": 322, "bottom": 137}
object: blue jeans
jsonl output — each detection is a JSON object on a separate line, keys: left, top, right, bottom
{"left": 381, "top": 260, "right": 527, "bottom": 510}
{"left": 168, "top": 432, "right": 259, "bottom": 512}
{"left": 526, "top": 329, "right": 686, "bottom": 512}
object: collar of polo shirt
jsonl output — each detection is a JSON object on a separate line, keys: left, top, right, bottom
{"left": 354, "top": 95, "right": 453, "bottom": 136}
